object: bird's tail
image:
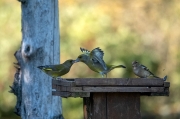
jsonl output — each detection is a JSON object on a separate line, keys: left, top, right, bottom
{"left": 163, "top": 75, "right": 168, "bottom": 81}
{"left": 110, "top": 65, "right": 126, "bottom": 71}
{"left": 152, "top": 75, "right": 167, "bottom": 81}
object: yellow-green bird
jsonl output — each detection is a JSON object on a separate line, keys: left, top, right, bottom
{"left": 75, "top": 47, "right": 126, "bottom": 77}
{"left": 37, "top": 59, "right": 75, "bottom": 78}
{"left": 80, "top": 47, "right": 107, "bottom": 70}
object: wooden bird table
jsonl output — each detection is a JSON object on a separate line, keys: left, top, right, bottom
{"left": 52, "top": 78, "right": 170, "bottom": 119}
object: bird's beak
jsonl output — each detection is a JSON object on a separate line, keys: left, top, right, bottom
{"left": 74, "top": 58, "right": 80, "bottom": 63}
{"left": 37, "top": 66, "right": 44, "bottom": 69}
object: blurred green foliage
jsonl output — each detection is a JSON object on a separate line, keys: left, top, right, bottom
{"left": 0, "top": 0, "right": 180, "bottom": 119}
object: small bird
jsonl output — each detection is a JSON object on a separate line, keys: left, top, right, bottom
{"left": 37, "top": 59, "right": 75, "bottom": 78}
{"left": 75, "top": 53, "right": 126, "bottom": 77}
{"left": 80, "top": 47, "right": 107, "bottom": 70}
{"left": 132, "top": 61, "right": 167, "bottom": 81}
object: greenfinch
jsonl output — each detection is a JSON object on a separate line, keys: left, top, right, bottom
{"left": 80, "top": 47, "right": 107, "bottom": 70}
{"left": 75, "top": 48, "right": 126, "bottom": 77}
{"left": 37, "top": 59, "right": 75, "bottom": 78}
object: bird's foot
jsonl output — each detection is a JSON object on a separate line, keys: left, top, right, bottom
{"left": 52, "top": 77, "right": 56, "bottom": 80}
{"left": 56, "top": 77, "right": 63, "bottom": 81}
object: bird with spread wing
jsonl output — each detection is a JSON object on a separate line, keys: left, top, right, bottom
{"left": 75, "top": 47, "right": 126, "bottom": 77}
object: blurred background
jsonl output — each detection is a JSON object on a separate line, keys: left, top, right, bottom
{"left": 0, "top": 0, "right": 180, "bottom": 119}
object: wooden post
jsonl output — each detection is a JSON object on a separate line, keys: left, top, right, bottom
{"left": 10, "top": 0, "right": 62, "bottom": 118}
{"left": 52, "top": 78, "right": 170, "bottom": 119}
{"left": 84, "top": 93, "right": 140, "bottom": 119}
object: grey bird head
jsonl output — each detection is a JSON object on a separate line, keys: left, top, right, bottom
{"left": 132, "top": 61, "right": 139, "bottom": 67}
{"left": 74, "top": 54, "right": 89, "bottom": 63}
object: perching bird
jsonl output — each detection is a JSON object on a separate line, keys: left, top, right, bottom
{"left": 37, "top": 59, "right": 75, "bottom": 78}
{"left": 132, "top": 61, "right": 167, "bottom": 81}
{"left": 80, "top": 47, "right": 107, "bottom": 70}
{"left": 75, "top": 53, "right": 126, "bottom": 77}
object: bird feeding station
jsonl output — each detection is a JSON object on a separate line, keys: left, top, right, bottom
{"left": 52, "top": 78, "right": 170, "bottom": 119}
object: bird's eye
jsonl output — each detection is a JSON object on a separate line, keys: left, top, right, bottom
{"left": 133, "top": 61, "right": 137, "bottom": 64}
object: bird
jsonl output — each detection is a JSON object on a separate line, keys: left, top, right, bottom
{"left": 37, "top": 59, "right": 75, "bottom": 78}
{"left": 75, "top": 52, "right": 126, "bottom": 77}
{"left": 132, "top": 61, "right": 167, "bottom": 81}
{"left": 80, "top": 47, "right": 107, "bottom": 70}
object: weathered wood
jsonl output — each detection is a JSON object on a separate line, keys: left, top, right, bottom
{"left": 11, "top": 0, "right": 62, "bottom": 118}
{"left": 83, "top": 98, "right": 88, "bottom": 119}
{"left": 52, "top": 91, "right": 90, "bottom": 97}
{"left": 107, "top": 93, "right": 141, "bottom": 119}
{"left": 74, "top": 78, "right": 164, "bottom": 86}
{"left": 52, "top": 79, "right": 76, "bottom": 86}
{"left": 81, "top": 87, "right": 164, "bottom": 92}
{"left": 54, "top": 86, "right": 81, "bottom": 92}
{"left": 51, "top": 78, "right": 169, "bottom": 119}
{"left": 164, "top": 82, "right": 170, "bottom": 87}
{"left": 52, "top": 78, "right": 170, "bottom": 97}
{"left": 148, "top": 88, "right": 169, "bottom": 96}
{"left": 84, "top": 93, "right": 141, "bottom": 119}
{"left": 52, "top": 78, "right": 165, "bottom": 87}
{"left": 84, "top": 93, "right": 107, "bottom": 119}
{"left": 54, "top": 86, "right": 164, "bottom": 93}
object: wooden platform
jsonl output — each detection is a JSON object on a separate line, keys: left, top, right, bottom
{"left": 52, "top": 78, "right": 170, "bottom": 119}
{"left": 52, "top": 78, "right": 169, "bottom": 97}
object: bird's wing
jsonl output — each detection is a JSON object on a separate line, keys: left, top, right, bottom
{"left": 141, "top": 64, "right": 155, "bottom": 75}
{"left": 90, "top": 47, "right": 107, "bottom": 70}
{"left": 90, "top": 47, "right": 104, "bottom": 59}
{"left": 141, "top": 65, "right": 150, "bottom": 71}
{"left": 80, "top": 47, "right": 90, "bottom": 56}
{"left": 44, "top": 65, "right": 64, "bottom": 72}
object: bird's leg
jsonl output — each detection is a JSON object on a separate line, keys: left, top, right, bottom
{"left": 100, "top": 72, "right": 104, "bottom": 78}
{"left": 52, "top": 77, "right": 56, "bottom": 80}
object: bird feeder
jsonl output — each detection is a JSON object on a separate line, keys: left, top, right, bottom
{"left": 52, "top": 78, "right": 170, "bottom": 119}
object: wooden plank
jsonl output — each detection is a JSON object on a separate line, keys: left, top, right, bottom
{"left": 140, "top": 92, "right": 169, "bottom": 96}
{"left": 81, "top": 87, "right": 164, "bottom": 93}
{"left": 52, "top": 91, "right": 90, "bottom": 97}
{"left": 83, "top": 98, "right": 88, "bottom": 119}
{"left": 73, "top": 78, "right": 164, "bottom": 86}
{"left": 55, "top": 86, "right": 70, "bottom": 91}
{"left": 107, "top": 93, "right": 141, "bottom": 119}
{"left": 91, "top": 93, "right": 107, "bottom": 119}
{"left": 52, "top": 79, "right": 75, "bottom": 86}
{"left": 164, "top": 82, "right": 170, "bottom": 87}
{"left": 52, "top": 91, "right": 70, "bottom": 97}
{"left": 55, "top": 86, "right": 82, "bottom": 92}
{"left": 84, "top": 93, "right": 141, "bottom": 119}
{"left": 52, "top": 84, "right": 56, "bottom": 89}
{"left": 151, "top": 87, "right": 169, "bottom": 96}
{"left": 53, "top": 86, "right": 165, "bottom": 93}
